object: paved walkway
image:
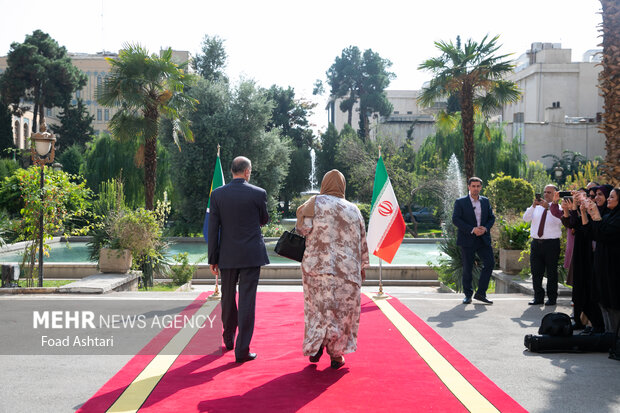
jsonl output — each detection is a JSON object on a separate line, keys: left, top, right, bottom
{"left": 0, "top": 286, "right": 618, "bottom": 412}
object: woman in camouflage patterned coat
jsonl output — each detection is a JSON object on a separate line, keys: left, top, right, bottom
{"left": 296, "top": 169, "right": 369, "bottom": 369}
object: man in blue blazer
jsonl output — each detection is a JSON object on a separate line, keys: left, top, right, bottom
{"left": 452, "top": 177, "right": 495, "bottom": 304}
{"left": 208, "top": 156, "right": 269, "bottom": 363}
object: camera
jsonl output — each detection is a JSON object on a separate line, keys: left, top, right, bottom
{"left": 535, "top": 193, "right": 542, "bottom": 201}
{"left": 558, "top": 190, "right": 573, "bottom": 201}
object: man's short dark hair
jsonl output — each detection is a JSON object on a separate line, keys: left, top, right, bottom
{"left": 231, "top": 156, "right": 251, "bottom": 174}
{"left": 467, "top": 177, "right": 483, "bottom": 186}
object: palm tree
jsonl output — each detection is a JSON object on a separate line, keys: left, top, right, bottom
{"left": 418, "top": 35, "right": 520, "bottom": 179}
{"left": 97, "top": 44, "right": 197, "bottom": 209}
{"left": 599, "top": 0, "right": 620, "bottom": 185}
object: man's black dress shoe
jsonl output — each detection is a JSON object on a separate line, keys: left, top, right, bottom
{"left": 545, "top": 300, "right": 557, "bottom": 306}
{"left": 473, "top": 294, "right": 493, "bottom": 305}
{"left": 528, "top": 299, "right": 543, "bottom": 305}
{"left": 463, "top": 297, "right": 472, "bottom": 304}
{"left": 223, "top": 337, "right": 234, "bottom": 351}
{"left": 235, "top": 352, "right": 257, "bottom": 363}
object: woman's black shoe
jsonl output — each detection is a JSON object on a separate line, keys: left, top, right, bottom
{"left": 571, "top": 322, "right": 585, "bottom": 330}
{"left": 330, "top": 356, "right": 345, "bottom": 369}
{"left": 309, "top": 345, "right": 324, "bottom": 363}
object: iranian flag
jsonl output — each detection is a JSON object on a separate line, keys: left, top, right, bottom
{"left": 367, "top": 155, "right": 406, "bottom": 263}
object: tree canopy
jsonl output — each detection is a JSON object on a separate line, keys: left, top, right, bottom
{"left": 0, "top": 30, "right": 87, "bottom": 134}
{"left": 50, "top": 98, "right": 94, "bottom": 154}
{"left": 418, "top": 34, "right": 520, "bottom": 179}
{"left": 324, "top": 46, "right": 394, "bottom": 139}
{"left": 192, "top": 34, "right": 228, "bottom": 83}
{"left": 96, "top": 44, "right": 197, "bottom": 210}
{"left": 264, "top": 85, "right": 315, "bottom": 214}
{"left": 0, "top": 101, "right": 13, "bottom": 157}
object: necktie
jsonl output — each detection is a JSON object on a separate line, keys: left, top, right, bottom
{"left": 537, "top": 208, "right": 548, "bottom": 238}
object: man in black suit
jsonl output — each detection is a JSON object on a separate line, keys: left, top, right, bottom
{"left": 208, "top": 156, "right": 269, "bottom": 363}
{"left": 452, "top": 177, "right": 496, "bottom": 305}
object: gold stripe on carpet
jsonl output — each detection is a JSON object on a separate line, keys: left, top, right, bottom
{"left": 366, "top": 293, "right": 500, "bottom": 413}
{"left": 106, "top": 299, "right": 219, "bottom": 413}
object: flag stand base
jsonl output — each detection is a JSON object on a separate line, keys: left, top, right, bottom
{"left": 373, "top": 262, "right": 389, "bottom": 299}
{"left": 209, "top": 282, "right": 221, "bottom": 300}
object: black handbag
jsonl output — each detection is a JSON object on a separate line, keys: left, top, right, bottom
{"left": 274, "top": 229, "right": 306, "bottom": 262}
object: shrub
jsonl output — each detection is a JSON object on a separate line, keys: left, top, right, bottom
{"left": 356, "top": 202, "right": 371, "bottom": 225}
{"left": 0, "top": 159, "right": 19, "bottom": 182}
{"left": 497, "top": 217, "right": 531, "bottom": 250}
{"left": 261, "top": 222, "right": 285, "bottom": 237}
{"left": 57, "top": 144, "right": 85, "bottom": 176}
{"left": 486, "top": 174, "right": 534, "bottom": 214}
{"left": 170, "top": 252, "right": 196, "bottom": 285}
{"left": 431, "top": 235, "right": 481, "bottom": 292}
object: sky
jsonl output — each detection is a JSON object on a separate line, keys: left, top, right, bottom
{"left": 0, "top": 0, "right": 603, "bottom": 133}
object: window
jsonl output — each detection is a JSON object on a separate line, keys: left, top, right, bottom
{"left": 407, "top": 111, "right": 413, "bottom": 115}
{"left": 97, "top": 76, "right": 102, "bottom": 87}
{"left": 46, "top": 108, "right": 52, "bottom": 116}
{"left": 104, "top": 109, "right": 109, "bottom": 121}
{"left": 97, "top": 109, "right": 102, "bottom": 121}
{"left": 76, "top": 90, "right": 81, "bottom": 98}
{"left": 393, "top": 111, "right": 400, "bottom": 114}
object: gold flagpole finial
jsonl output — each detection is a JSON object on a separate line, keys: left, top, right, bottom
{"left": 217, "top": 144, "right": 221, "bottom": 157}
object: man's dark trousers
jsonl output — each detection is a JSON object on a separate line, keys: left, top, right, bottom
{"left": 220, "top": 267, "right": 260, "bottom": 360}
{"left": 460, "top": 237, "right": 494, "bottom": 298}
{"left": 530, "top": 238, "right": 560, "bottom": 302}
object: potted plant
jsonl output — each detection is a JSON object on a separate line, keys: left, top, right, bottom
{"left": 89, "top": 208, "right": 167, "bottom": 280}
{"left": 497, "top": 217, "right": 530, "bottom": 275}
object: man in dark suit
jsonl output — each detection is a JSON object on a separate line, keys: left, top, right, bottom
{"left": 208, "top": 156, "right": 269, "bottom": 363}
{"left": 452, "top": 177, "right": 496, "bottom": 305}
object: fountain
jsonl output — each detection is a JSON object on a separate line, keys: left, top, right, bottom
{"left": 300, "top": 149, "right": 319, "bottom": 196}
{"left": 441, "top": 154, "right": 466, "bottom": 233}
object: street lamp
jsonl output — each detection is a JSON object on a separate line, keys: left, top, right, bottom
{"left": 30, "top": 119, "right": 56, "bottom": 288}
{"left": 553, "top": 165, "right": 564, "bottom": 184}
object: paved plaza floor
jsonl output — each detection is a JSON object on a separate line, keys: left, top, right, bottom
{"left": 0, "top": 286, "right": 618, "bottom": 412}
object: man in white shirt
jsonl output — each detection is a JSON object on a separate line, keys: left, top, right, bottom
{"left": 523, "top": 185, "right": 563, "bottom": 306}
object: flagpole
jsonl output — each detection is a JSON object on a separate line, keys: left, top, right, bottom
{"left": 374, "top": 145, "right": 385, "bottom": 299}
{"left": 378, "top": 259, "right": 384, "bottom": 296}
{"left": 212, "top": 144, "right": 221, "bottom": 298}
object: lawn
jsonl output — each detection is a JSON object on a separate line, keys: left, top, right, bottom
{"left": 16, "top": 279, "right": 74, "bottom": 287}
{"left": 139, "top": 282, "right": 185, "bottom": 292}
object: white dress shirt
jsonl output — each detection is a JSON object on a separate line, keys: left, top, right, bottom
{"left": 523, "top": 205, "right": 563, "bottom": 239}
{"left": 469, "top": 194, "right": 481, "bottom": 227}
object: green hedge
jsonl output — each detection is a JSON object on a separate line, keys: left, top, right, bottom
{"left": 486, "top": 174, "right": 534, "bottom": 214}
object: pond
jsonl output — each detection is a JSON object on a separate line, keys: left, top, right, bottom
{"left": 0, "top": 239, "right": 443, "bottom": 266}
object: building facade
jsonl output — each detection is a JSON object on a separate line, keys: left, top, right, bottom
{"left": 327, "top": 89, "right": 442, "bottom": 149}
{"left": 326, "top": 43, "right": 605, "bottom": 168}
{"left": 0, "top": 49, "right": 190, "bottom": 150}
{"left": 501, "top": 42, "right": 605, "bottom": 167}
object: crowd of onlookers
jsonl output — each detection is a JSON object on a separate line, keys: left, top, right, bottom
{"left": 548, "top": 182, "right": 620, "bottom": 336}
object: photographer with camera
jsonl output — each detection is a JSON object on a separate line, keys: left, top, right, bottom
{"left": 523, "top": 185, "right": 563, "bottom": 306}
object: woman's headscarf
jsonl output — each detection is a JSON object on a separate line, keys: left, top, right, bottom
{"left": 296, "top": 170, "right": 346, "bottom": 230}
{"left": 595, "top": 184, "right": 614, "bottom": 215}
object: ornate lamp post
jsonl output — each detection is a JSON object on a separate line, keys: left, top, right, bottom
{"left": 30, "top": 119, "right": 56, "bottom": 287}
{"left": 553, "top": 165, "right": 564, "bottom": 185}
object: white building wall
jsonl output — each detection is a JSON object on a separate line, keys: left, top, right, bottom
{"left": 502, "top": 43, "right": 604, "bottom": 167}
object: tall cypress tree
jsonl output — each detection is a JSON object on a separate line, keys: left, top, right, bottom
{"left": 50, "top": 98, "right": 94, "bottom": 154}
{"left": 0, "top": 101, "right": 13, "bottom": 158}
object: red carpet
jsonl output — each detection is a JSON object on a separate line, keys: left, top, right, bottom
{"left": 79, "top": 292, "right": 526, "bottom": 412}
